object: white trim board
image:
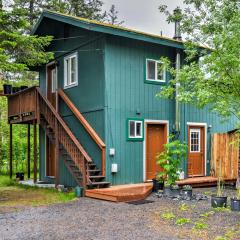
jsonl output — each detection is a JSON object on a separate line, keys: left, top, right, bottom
{"left": 143, "top": 120, "right": 169, "bottom": 182}
{"left": 187, "top": 122, "right": 207, "bottom": 176}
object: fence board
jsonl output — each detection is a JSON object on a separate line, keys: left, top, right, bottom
{"left": 211, "top": 132, "right": 239, "bottom": 179}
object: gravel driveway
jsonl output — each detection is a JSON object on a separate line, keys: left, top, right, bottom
{"left": 0, "top": 188, "right": 239, "bottom": 240}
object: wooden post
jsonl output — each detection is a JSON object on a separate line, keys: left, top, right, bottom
{"left": 27, "top": 124, "right": 31, "bottom": 179}
{"left": 55, "top": 90, "right": 59, "bottom": 187}
{"left": 33, "top": 121, "right": 37, "bottom": 183}
{"left": 9, "top": 124, "right": 13, "bottom": 179}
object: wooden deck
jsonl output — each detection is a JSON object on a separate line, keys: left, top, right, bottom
{"left": 177, "top": 176, "right": 236, "bottom": 187}
{"left": 85, "top": 183, "right": 153, "bottom": 202}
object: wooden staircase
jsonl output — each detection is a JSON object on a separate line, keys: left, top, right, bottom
{"left": 36, "top": 87, "right": 110, "bottom": 190}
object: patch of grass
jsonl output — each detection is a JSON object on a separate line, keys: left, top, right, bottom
{"left": 212, "top": 207, "right": 231, "bottom": 212}
{"left": 161, "top": 212, "right": 176, "bottom": 220}
{"left": 200, "top": 211, "right": 215, "bottom": 218}
{"left": 193, "top": 221, "right": 208, "bottom": 230}
{"left": 179, "top": 203, "right": 189, "bottom": 211}
{"left": 214, "top": 237, "right": 227, "bottom": 240}
{"left": 175, "top": 217, "right": 191, "bottom": 226}
{"left": 0, "top": 176, "right": 77, "bottom": 210}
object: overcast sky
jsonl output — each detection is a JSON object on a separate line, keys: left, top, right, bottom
{"left": 102, "top": 0, "right": 185, "bottom": 38}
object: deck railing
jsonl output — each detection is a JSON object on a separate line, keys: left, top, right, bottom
{"left": 7, "top": 86, "right": 39, "bottom": 124}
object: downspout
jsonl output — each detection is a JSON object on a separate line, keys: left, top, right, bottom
{"left": 173, "top": 8, "right": 182, "bottom": 136}
{"left": 175, "top": 52, "right": 181, "bottom": 134}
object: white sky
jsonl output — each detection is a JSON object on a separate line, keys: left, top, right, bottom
{"left": 102, "top": 0, "right": 185, "bottom": 38}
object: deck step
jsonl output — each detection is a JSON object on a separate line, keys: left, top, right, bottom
{"left": 87, "top": 169, "right": 101, "bottom": 175}
{"left": 87, "top": 181, "right": 110, "bottom": 187}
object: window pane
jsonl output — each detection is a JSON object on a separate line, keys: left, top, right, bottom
{"left": 147, "top": 60, "right": 155, "bottom": 80}
{"left": 190, "top": 130, "right": 200, "bottom": 152}
{"left": 67, "top": 59, "right": 71, "bottom": 85}
{"left": 136, "top": 122, "right": 142, "bottom": 137}
{"left": 129, "top": 121, "right": 135, "bottom": 137}
{"left": 70, "top": 57, "right": 76, "bottom": 84}
{"left": 157, "top": 62, "right": 164, "bottom": 80}
{"left": 51, "top": 69, "right": 57, "bottom": 93}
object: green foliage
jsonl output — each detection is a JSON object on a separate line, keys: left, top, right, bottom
{"left": 161, "top": 212, "right": 176, "bottom": 220}
{"left": 212, "top": 207, "right": 230, "bottom": 212}
{"left": 158, "top": 0, "right": 240, "bottom": 121}
{"left": 236, "top": 187, "right": 240, "bottom": 200}
{"left": 200, "top": 211, "right": 215, "bottom": 218}
{"left": 193, "top": 221, "right": 208, "bottom": 230}
{"left": 179, "top": 203, "right": 189, "bottom": 211}
{"left": 175, "top": 217, "right": 191, "bottom": 226}
{"left": 157, "top": 135, "right": 188, "bottom": 185}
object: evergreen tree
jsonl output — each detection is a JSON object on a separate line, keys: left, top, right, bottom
{"left": 106, "top": 4, "right": 124, "bottom": 26}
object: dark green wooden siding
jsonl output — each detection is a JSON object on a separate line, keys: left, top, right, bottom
{"left": 38, "top": 21, "right": 106, "bottom": 186}
{"left": 104, "top": 35, "right": 238, "bottom": 185}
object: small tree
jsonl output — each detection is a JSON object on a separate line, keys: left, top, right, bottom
{"left": 157, "top": 136, "right": 188, "bottom": 186}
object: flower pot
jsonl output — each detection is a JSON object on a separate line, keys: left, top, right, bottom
{"left": 211, "top": 195, "right": 227, "bottom": 208}
{"left": 152, "top": 179, "right": 164, "bottom": 192}
{"left": 181, "top": 189, "right": 193, "bottom": 199}
{"left": 163, "top": 186, "right": 180, "bottom": 197}
{"left": 12, "top": 87, "right": 20, "bottom": 93}
{"left": 3, "top": 84, "right": 12, "bottom": 94}
{"left": 16, "top": 172, "right": 24, "bottom": 181}
{"left": 20, "top": 86, "right": 28, "bottom": 91}
{"left": 230, "top": 198, "right": 240, "bottom": 211}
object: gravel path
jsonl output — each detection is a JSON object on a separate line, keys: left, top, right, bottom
{"left": 0, "top": 187, "right": 239, "bottom": 240}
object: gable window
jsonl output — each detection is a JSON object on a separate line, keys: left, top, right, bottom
{"left": 146, "top": 59, "right": 166, "bottom": 83}
{"left": 127, "top": 119, "right": 144, "bottom": 141}
{"left": 64, "top": 52, "right": 78, "bottom": 88}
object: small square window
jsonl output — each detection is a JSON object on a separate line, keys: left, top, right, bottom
{"left": 64, "top": 52, "right": 78, "bottom": 88}
{"left": 146, "top": 59, "right": 166, "bottom": 83}
{"left": 127, "top": 119, "right": 144, "bottom": 141}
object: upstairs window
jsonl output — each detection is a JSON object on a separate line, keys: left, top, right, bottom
{"left": 64, "top": 52, "right": 78, "bottom": 88}
{"left": 127, "top": 119, "right": 144, "bottom": 141}
{"left": 146, "top": 59, "right": 166, "bottom": 83}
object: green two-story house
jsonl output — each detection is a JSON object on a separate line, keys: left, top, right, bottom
{"left": 28, "top": 10, "right": 237, "bottom": 188}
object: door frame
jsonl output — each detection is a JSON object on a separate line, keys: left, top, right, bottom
{"left": 143, "top": 120, "right": 169, "bottom": 182}
{"left": 187, "top": 122, "right": 207, "bottom": 176}
{"left": 45, "top": 61, "right": 58, "bottom": 178}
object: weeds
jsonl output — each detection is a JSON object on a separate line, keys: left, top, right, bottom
{"left": 175, "top": 218, "right": 191, "bottom": 226}
{"left": 179, "top": 203, "right": 189, "bottom": 211}
{"left": 161, "top": 212, "right": 176, "bottom": 220}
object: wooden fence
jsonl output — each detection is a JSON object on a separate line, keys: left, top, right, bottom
{"left": 211, "top": 132, "right": 239, "bottom": 179}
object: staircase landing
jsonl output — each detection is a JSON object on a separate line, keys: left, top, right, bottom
{"left": 85, "top": 183, "right": 153, "bottom": 202}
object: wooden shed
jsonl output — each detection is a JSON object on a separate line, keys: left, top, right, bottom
{"left": 211, "top": 130, "right": 239, "bottom": 180}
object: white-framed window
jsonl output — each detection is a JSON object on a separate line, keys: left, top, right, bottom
{"left": 146, "top": 59, "right": 166, "bottom": 82}
{"left": 190, "top": 129, "right": 201, "bottom": 152}
{"left": 64, "top": 52, "right": 78, "bottom": 88}
{"left": 128, "top": 119, "right": 143, "bottom": 140}
{"left": 51, "top": 68, "right": 57, "bottom": 93}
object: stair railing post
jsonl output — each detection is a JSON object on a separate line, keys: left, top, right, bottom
{"left": 55, "top": 90, "right": 60, "bottom": 188}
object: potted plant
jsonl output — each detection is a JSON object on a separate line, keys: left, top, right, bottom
{"left": 181, "top": 185, "right": 193, "bottom": 198}
{"left": 230, "top": 185, "right": 240, "bottom": 211}
{"left": 157, "top": 135, "right": 188, "bottom": 197}
{"left": 152, "top": 174, "right": 165, "bottom": 192}
{"left": 3, "top": 84, "right": 12, "bottom": 94}
{"left": 211, "top": 164, "right": 227, "bottom": 208}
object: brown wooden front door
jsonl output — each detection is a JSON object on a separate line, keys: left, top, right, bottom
{"left": 188, "top": 126, "right": 205, "bottom": 177}
{"left": 146, "top": 123, "right": 167, "bottom": 181}
{"left": 46, "top": 65, "right": 57, "bottom": 176}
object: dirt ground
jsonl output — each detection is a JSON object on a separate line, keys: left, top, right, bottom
{"left": 0, "top": 187, "right": 239, "bottom": 240}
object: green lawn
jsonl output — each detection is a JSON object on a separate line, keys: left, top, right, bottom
{"left": 0, "top": 175, "right": 76, "bottom": 213}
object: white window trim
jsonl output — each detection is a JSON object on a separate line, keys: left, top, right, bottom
{"left": 146, "top": 59, "right": 166, "bottom": 83}
{"left": 190, "top": 128, "right": 201, "bottom": 153}
{"left": 64, "top": 52, "right": 78, "bottom": 89}
{"left": 128, "top": 120, "right": 143, "bottom": 139}
{"left": 51, "top": 68, "right": 57, "bottom": 93}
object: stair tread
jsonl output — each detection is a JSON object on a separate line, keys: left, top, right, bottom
{"left": 88, "top": 181, "right": 110, "bottom": 185}
{"left": 89, "top": 175, "right": 105, "bottom": 178}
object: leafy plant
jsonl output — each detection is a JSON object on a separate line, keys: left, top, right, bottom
{"left": 175, "top": 217, "right": 191, "bottom": 226}
{"left": 157, "top": 135, "right": 188, "bottom": 186}
{"left": 182, "top": 185, "right": 192, "bottom": 190}
{"left": 161, "top": 212, "right": 176, "bottom": 220}
{"left": 236, "top": 187, "right": 240, "bottom": 200}
{"left": 179, "top": 203, "right": 189, "bottom": 211}
{"left": 200, "top": 211, "right": 215, "bottom": 218}
{"left": 193, "top": 221, "right": 208, "bottom": 230}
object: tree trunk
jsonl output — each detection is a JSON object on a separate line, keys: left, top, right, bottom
{"left": 29, "top": 0, "right": 34, "bottom": 25}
